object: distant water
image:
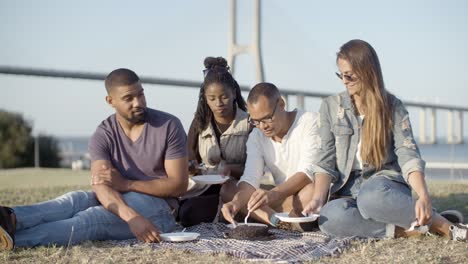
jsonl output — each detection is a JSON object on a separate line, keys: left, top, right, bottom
{"left": 57, "top": 137, "right": 468, "bottom": 180}
{"left": 419, "top": 143, "right": 468, "bottom": 180}
{"left": 419, "top": 143, "right": 468, "bottom": 163}
{"left": 58, "top": 136, "right": 89, "bottom": 154}
{"left": 57, "top": 136, "right": 89, "bottom": 168}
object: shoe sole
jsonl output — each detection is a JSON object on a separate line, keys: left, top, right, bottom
{"left": 0, "top": 225, "right": 14, "bottom": 250}
{"left": 440, "top": 210, "right": 464, "bottom": 224}
{"left": 450, "top": 224, "right": 468, "bottom": 241}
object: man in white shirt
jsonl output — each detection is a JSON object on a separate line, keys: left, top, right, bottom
{"left": 221, "top": 82, "right": 321, "bottom": 229}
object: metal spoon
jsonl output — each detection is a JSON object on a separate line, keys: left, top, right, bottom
{"left": 244, "top": 210, "right": 251, "bottom": 225}
{"left": 196, "top": 162, "right": 206, "bottom": 170}
{"left": 231, "top": 221, "right": 238, "bottom": 228}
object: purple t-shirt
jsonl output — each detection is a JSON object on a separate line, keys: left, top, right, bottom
{"left": 89, "top": 108, "right": 187, "bottom": 196}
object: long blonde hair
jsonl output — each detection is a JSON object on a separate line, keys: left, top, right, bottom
{"left": 337, "top": 39, "right": 393, "bottom": 169}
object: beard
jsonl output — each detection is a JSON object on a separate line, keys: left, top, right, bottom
{"left": 127, "top": 107, "right": 147, "bottom": 124}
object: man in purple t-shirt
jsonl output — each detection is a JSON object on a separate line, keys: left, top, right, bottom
{"left": 0, "top": 69, "right": 188, "bottom": 249}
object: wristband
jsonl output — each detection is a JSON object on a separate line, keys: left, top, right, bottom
{"left": 269, "top": 214, "right": 280, "bottom": 227}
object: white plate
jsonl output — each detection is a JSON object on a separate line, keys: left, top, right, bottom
{"left": 275, "top": 212, "right": 320, "bottom": 223}
{"left": 187, "top": 178, "right": 196, "bottom": 190}
{"left": 159, "top": 232, "right": 200, "bottom": 242}
{"left": 226, "top": 223, "right": 269, "bottom": 229}
{"left": 191, "top": 174, "right": 229, "bottom": 185}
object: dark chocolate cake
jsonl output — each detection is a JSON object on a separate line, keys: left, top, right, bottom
{"left": 224, "top": 225, "right": 272, "bottom": 240}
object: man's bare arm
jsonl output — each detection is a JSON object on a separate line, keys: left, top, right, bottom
{"left": 269, "top": 172, "right": 311, "bottom": 201}
{"left": 127, "top": 156, "right": 188, "bottom": 197}
{"left": 302, "top": 173, "right": 331, "bottom": 215}
{"left": 91, "top": 160, "right": 135, "bottom": 217}
{"left": 221, "top": 182, "right": 256, "bottom": 224}
{"left": 92, "top": 157, "right": 189, "bottom": 198}
{"left": 231, "top": 182, "right": 257, "bottom": 207}
{"left": 247, "top": 172, "right": 311, "bottom": 212}
{"left": 91, "top": 160, "right": 161, "bottom": 242}
{"left": 92, "top": 184, "right": 138, "bottom": 221}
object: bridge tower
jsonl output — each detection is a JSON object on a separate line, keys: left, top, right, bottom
{"left": 227, "top": 0, "right": 264, "bottom": 83}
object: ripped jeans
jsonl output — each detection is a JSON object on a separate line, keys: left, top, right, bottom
{"left": 318, "top": 174, "right": 416, "bottom": 238}
{"left": 13, "top": 191, "right": 176, "bottom": 247}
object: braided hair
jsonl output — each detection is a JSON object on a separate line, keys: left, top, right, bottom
{"left": 192, "top": 57, "right": 247, "bottom": 133}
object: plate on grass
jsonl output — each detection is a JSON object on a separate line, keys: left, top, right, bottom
{"left": 192, "top": 174, "right": 229, "bottom": 185}
{"left": 275, "top": 212, "right": 319, "bottom": 223}
{"left": 226, "top": 223, "right": 268, "bottom": 229}
{"left": 159, "top": 232, "right": 200, "bottom": 242}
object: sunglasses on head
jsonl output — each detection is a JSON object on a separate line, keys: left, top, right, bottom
{"left": 335, "top": 72, "right": 358, "bottom": 82}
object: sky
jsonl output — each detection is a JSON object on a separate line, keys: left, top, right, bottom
{"left": 1, "top": 0, "right": 468, "bottom": 139}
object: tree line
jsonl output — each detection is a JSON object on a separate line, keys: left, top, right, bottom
{"left": 0, "top": 109, "right": 61, "bottom": 168}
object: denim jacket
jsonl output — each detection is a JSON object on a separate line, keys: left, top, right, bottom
{"left": 313, "top": 91, "right": 425, "bottom": 194}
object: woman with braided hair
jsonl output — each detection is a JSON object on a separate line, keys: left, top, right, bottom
{"left": 178, "top": 56, "right": 252, "bottom": 227}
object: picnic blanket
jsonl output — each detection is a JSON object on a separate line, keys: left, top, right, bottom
{"left": 111, "top": 223, "right": 353, "bottom": 263}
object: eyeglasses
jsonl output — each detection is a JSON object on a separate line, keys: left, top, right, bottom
{"left": 248, "top": 99, "right": 279, "bottom": 127}
{"left": 335, "top": 72, "right": 358, "bottom": 82}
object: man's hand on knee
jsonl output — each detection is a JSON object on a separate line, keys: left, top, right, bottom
{"left": 127, "top": 214, "right": 161, "bottom": 243}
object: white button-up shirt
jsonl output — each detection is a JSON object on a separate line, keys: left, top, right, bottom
{"left": 239, "top": 110, "right": 320, "bottom": 188}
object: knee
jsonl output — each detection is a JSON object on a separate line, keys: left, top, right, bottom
{"left": 356, "top": 178, "right": 392, "bottom": 217}
{"left": 220, "top": 180, "right": 238, "bottom": 203}
{"left": 318, "top": 199, "right": 356, "bottom": 234}
{"left": 297, "top": 182, "right": 315, "bottom": 208}
{"left": 123, "top": 192, "right": 175, "bottom": 231}
{"left": 123, "top": 192, "right": 154, "bottom": 204}
{"left": 122, "top": 192, "right": 147, "bottom": 207}
{"left": 357, "top": 177, "right": 412, "bottom": 219}
{"left": 63, "top": 190, "right": 93, "bottom": 200}
{"left": 179, "top": 195, "right": 219, "bottom": 227}
{"left": 61, "top": 190, "right": 96, "bottom": 207}
{"left": 123, "top": 192, "right": 169, "bottom": 214}
{"left": 319, "top": 199, "right": 355, "bottom": 223}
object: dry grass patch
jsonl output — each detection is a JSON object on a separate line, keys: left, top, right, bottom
{"left": 2, "top": 242, "right": 247, "bottom": 264}
{"left": 316, "top": 237, "right": 467, "bottom": 264}
{"left": 0, "top": 169, "right": 467, "bottom": 263}
{"left": 0, "top": 168, "right": 89, "bottom": 189}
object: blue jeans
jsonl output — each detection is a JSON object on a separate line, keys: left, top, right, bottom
{"left": 13, "top": 191, "right": 176, "bottom": 247}
{"left": 319, "top": 176, "right": 416, "bottom": 238}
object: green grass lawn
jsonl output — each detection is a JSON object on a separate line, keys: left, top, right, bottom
{"left": 0, "top": 168, "right": 90, "bottom": 188}
{"left": 0, "top": 168, "right": 467, "bottom": 263}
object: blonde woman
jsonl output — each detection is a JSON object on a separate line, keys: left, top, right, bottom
{"left": 303, "top": 39, "right": 467, "bottom": 241}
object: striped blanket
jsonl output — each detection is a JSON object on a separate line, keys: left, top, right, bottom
{"left": 111, "top": 223, "right": 352, "bottom": 263}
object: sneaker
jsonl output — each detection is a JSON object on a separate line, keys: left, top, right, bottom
{"left": 449, "top": 223, "right": 468, "bottom": 242}
{"left": 440, "top": 210, "right": 464, "bottom": 224}
{"left": 0, "top": 206, "right": 15, "bottom": 250}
